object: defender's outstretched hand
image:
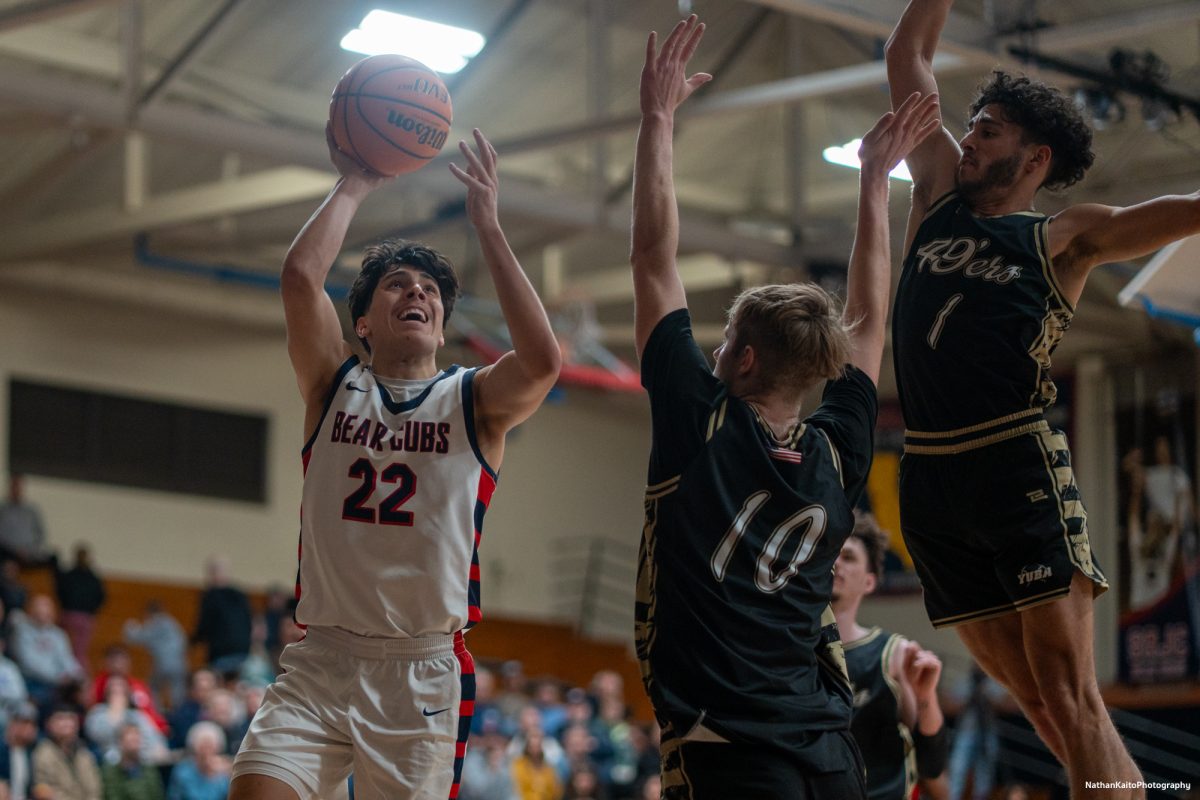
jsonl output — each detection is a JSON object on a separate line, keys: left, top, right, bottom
{"left": 640, "top": 15, "right": 712, "bottom": 118}
{"left": 858, "top": 92, "right": 941, "bottom": 179}
{"left": 449, "top": 128, "right": 501, "bottom": 230}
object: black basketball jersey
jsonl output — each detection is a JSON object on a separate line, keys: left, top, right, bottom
{"left": 846, "top": 629, "right": 915, "bottom": 800}
{"left": 635, "top": 309, "right": 877, "bottom": 766}
{"left": 891, "top": 191, "right": 1074, "bottom": 433}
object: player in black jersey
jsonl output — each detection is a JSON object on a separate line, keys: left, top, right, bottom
{"left": 631, "top": 16, "right": 940, "bottom": 799}
{"left": 885, "top": 1, "right": 1200, "bottom": 795}
{"left": 834, "top": 512, "right": 948, "bottom": 800}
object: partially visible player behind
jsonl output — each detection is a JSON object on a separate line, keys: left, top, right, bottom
{"left": 834, "top": 511, "right": 948, "bottom": 800}
{"left": 630, "top": 15, "right": 940, "bottom": 799}
{"left": 228, "top": 128, "right": 560, "bottom": 800}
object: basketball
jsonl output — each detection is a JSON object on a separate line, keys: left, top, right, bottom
{"left": 329, "top": 54, "right": 453, "bottom": 177}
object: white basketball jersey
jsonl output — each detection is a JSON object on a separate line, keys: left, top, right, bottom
{"left": 296, "top": 357, "right": 496, "bottom": 638}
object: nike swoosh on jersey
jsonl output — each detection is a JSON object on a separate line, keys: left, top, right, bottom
{"left": 345, "top": 383, "right": 371, "bottom": 392}
{"left": 422, "top": 706, "right": 451, "bottom": 716}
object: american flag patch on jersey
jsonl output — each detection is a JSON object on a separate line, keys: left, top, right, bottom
{"left": 769, "top": 447, "right": 803, "bottom": 464}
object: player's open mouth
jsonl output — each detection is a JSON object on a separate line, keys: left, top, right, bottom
{"left": 399, "top": 307, "right": 429, "bottom": 323}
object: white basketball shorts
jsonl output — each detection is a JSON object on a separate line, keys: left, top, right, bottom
{"left": 232, "top": 626, "right": 475, "bottom": 800}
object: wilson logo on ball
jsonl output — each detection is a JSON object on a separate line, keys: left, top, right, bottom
{"left": 329, "top": 54, "right": 453, "bottom": 177}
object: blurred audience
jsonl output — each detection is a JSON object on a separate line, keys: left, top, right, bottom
{"left": 99, "top": 723, "right": 165, "bottom": 800}
{"left": 91, "top": 647, "right": 166, "bottom": 735}
{"left": 32, "top": 705, "right": 101, "bottom": 800}
{"left": 0, "top": 477, "right": 49, "bottom": 568}
{"left": 165, "top": 722, "right": 229, "bottom": 800}
{"left": 459, "top": 727, "right": 515, "bottom": 800}
{"left": 510, "top": 729, "right": 561, "bottom": 800}
{"left": 166, "top": 671, "right": 216, "bottom": 752}
{"left": 83, "top": 678, "right": 168, "bottom": 767}
{"left": 0, "top": 635, "right": 29, "bottom": 731}
{"left": 191, "top": 558, "right": 251, "bottom": 677}
{"left": 122, "top": 603, "right": 186, "bottom": 712}
{"left": 52, "top": 546, "right": 106, "bottom": 673}
{"left": 0, "top": 702, "right": 39, "bottom": 800}
{"left": 10, "top": 596, "right": 83, "bottom": 710}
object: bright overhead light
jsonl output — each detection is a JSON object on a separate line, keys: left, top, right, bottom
{"left": 340, "top": 10, "right": 485, "bottom": 74}
{"left": 822, "top": 139, "right": 913, "bottom": 182}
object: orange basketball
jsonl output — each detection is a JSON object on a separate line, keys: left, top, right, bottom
{"left": 329, "top": 55, "right": 453, "bottom": 177}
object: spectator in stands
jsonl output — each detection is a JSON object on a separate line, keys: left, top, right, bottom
{"left": 531, "top": 679, "right": 567, "bottom": 741}
{"left": 946, "top": 663, "right": 1009, "bottom": 800}
{"left": 83, "top": 678, "right": 168, "bottom": 767}
{"left": 458, "top": 724, "right": 514, "bottom": 800}
{"left": 562, "top": 766, "right": 605, "bottom": 800}
{"left": 0, "top": 477, "right": 49, "bottom": 568}
{"left": 0, "top": 702, "right": 40, "bottom": 800}
{"left": 235, "top": 620, "right": 274, "bottom": 690}
{"left": 507, "top": 706, "right": 565, "bottom": 779}
{"left": 122, "top": 602, "right": 187, "bottom": 712}
{"left": 99, "top": 723, "right": 165, "bottom": 800}
{"left": 562, "top": 689, "right": 613, "bottom": 773}
{"left": 257, "top": 587, "right": 290, "bottom": 665}
{"left": 0, "top": 574, "right": 25, "bottom": 642}
{"left": 0, "top": 635, "right": 29, "bottom": 732}
{"left": 10, "top": 596, "right": 83, "bottom": 710}
{"left": 166, "top": 671, "right": 216, "bottom": 751}
{"left": 52, "top": 545, "right": 106, "bottom": 674}
{"left": 510, "top": 729, "right": 562, "bottom": 800}
{"left": 636, "top": 775, "right": 659, "bottom": 800}
{"left": 495, "top": 661, "right": 529, "bottom": 737}
{"left": 165, "top": 722, "right": 230, "bottom": 800}
{"left": 91, "top": 647, "right": 167, "bottom": 736}
{"left": 627, "top": 723, "right": 659, "bottom": 791}
{"left": 200, "top": 690, "right": 244, "bottom": 757}
{"left": 191, "top": 557, "right": 251, "bottom": 677}
{"left": 559, "top": 723, "right": 611, "bottom": 794}
{"left": 32, "top": 705, "right": 100, "bottom": 800}
{"left": 470, "top": 666, "right": 502, "bottom": 737}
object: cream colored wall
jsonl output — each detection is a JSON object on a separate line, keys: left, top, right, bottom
{"left": 0, "top": 282, "right": 651, "bottom": 624}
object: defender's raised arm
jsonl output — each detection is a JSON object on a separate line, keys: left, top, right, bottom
{"left": 630, "top": 15, "right": 711, "bottom": 359}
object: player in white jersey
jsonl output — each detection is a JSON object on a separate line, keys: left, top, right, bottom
{"left": 228, "top": 129, "right": 561, "bottom": 800}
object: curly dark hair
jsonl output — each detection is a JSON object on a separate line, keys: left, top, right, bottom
{"left": 969, "top": 71, "right": 1095, "bottom": 191}
{"left": 849, "top": 511, "right": 890, "bottom": 577}
{"left": 347, "top": 239, "right": 460, "bottom": 353}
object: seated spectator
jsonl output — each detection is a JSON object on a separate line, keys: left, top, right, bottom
{"left": 0, "top": 702, "right": 39, "bottom": 800}
{"left": 52, "top": 546, "right": 106, "bottom": 674}
{"left": 198, "top": 690, "right": 244, "bottom": 757}
{"left": 507, "top": 706, "right": 566, "bottom": 779}
{"left": 166, "top": 722, "right": 230, "bottom": 800}
{"left": 83, "top": 678, "right": 167, "bottom": 767}
{"left": 563, "top": 765, "right": 606, "bottom": 800}
{"left": 191, "top": 557, "right": 251, "bottom": 677}
{"left": 32, "top": 705, "right": 100, "bottom": 800}
{"left": 510, "top": 729, "right": 561, "bottom": 800}
{"left": 458, "top": 725, "right": 514, "bottom": 800}
{"left": 122, "top": 602, "right": 187, "bottom": 712}
{"left": 10, "top": 596, "right": 83, "bottom": 710}
{"left": 99, "top": 723, "right": 165, "bottom": 800}
{"left": 559, "top": 724, "right": 602, "bottom": 786}
{"left": 166, "top": 671, "right": 216, "bottom": 751}
{"left": 0, "top": 636, "right": 29, "bottom": 731}
{"left": 531, "top": 679, "right": 567, "bottom": 741}
{"left": 495, "top": 660, "right": 528, "bottom": 737}
{"left": 470, "top": 666, "right": 502, "bottom": 737}
{"left": 91, "top": 647, "right": 167, "bottom": 735}
{"left": 0, "top": 477, "right": 50, "bottom": 568}
{"left": 235, "top": 620, "right": 274, "bottom": 690}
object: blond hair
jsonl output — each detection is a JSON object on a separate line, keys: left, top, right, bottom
{"left": 727, "top": 283, "right": 851, "bottom": 396}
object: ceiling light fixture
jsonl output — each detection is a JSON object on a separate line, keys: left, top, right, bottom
{"left": 822, "top": 139, "right": 913, "bottom": 182}
{"left": 340, "top": 10, "right": 485, "bottom": 74}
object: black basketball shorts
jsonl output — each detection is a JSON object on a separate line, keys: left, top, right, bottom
{"left": 899, "top": 426, "right": 1108, "bottom": 628}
